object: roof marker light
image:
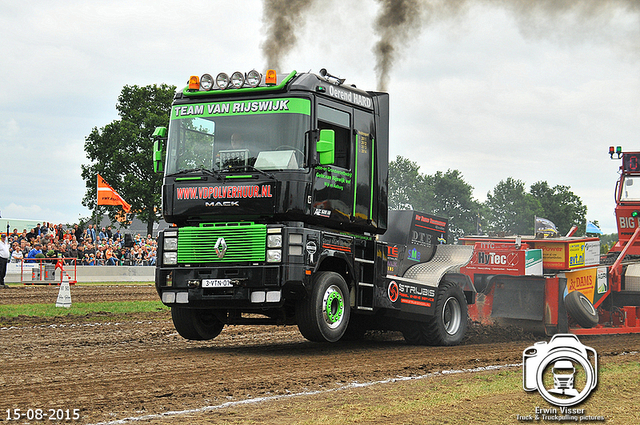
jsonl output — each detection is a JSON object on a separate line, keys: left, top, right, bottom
{"left": 188, "top": 75, "right": 200, "bottom": 90}
{"left": 200, "top": 74, "right": 214, "bottom": 91}
{"left": 265, "top": 69, "right": 277, "bottom": 85}
{"left": 216, "top": 73, "right": 229, "bottom": 89}
{"left": 230, "top": 71, "right": 244, "bottom": 89}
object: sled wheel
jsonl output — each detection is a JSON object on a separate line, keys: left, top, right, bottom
{"left": 565, "top": 291, "right": 599, "bottom": 328}
{"left": 297, "top": 271, "right": 350, "bottom": 342}
{"left": 402, "top": 281, "right": 468, "bottom": 346}
{"left": 171, "top": 307, "right": 225, "bottom": 340}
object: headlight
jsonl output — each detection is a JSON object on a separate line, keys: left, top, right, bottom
{"left": 267, "top": 234, "right": 282, "bottom": 248}
{"left": 266, "top": 249, "right": 282, "bottom": 263}
{"left": 163, "top": 252, "right": 177, "bottom": 265}
{"left": 164, "top": 237, "right": 178, "bottom": 251}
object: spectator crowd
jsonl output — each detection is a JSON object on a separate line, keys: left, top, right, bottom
{"left": 5, "top": 222, "right": 157, "bottom": 266}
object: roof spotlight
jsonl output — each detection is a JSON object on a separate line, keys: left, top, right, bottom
{"left": 216, "top": 73, "right": 229, "bottom": 89}
{"left": 246, "top": 70, "right": 262, "bottom": 88}
{"left": 200, "top": 74, "right": 214, "bottom": 91}
{"left": 230, "top": 71, "right": 245, "bottom": 89}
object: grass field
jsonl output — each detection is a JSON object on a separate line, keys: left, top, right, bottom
{"left": 0, "top": 300, "right": 167, "bottom": 318}
{"left": 0, "top": 282, "right": 165, "bottom": 323}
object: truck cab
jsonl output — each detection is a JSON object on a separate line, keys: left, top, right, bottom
{"left": 152, "top": 69, "right": 474, "bottom": 344}
{"left": 610, "top": 149, "right": 640, "bottom": 255}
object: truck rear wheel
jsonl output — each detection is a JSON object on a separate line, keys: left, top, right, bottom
{"left": 402, "top": 281, "right": 468, "bottom": 346}
{"left": 171, "top": 306, "right": 224, "bottom": 341}
{"left": 564, "top": 290, "right": 599, "bottom": 328}
{"left": 296, "top": 271, "right": 350, "bottom": 343}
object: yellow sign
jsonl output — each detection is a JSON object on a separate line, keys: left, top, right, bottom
{"left": 568, "top": 242, "right": 585, "bottom": 269}
{"left": 565, "top": 267, "right": 597, "bottom": 302}
{"left": 534, "top": 242, "right": 565, "bottom": 269}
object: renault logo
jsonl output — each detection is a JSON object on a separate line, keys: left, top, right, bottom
{"left": 214, "top": 237, "right": 227, "bottom": 259}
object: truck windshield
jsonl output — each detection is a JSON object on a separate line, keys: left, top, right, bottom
{"left": 621, "top": 176, "right": 640, "bottom": 202}
{"left": 165, "top": 97, "right": 311, "bottom": 175}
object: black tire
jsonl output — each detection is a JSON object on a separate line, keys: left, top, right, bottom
{"left": 171, "top": 307, "right": 225, "bottom": 340}
{"left": 296, "top": 271, "right": 350, "bottom": 343}
{"left": 402, "top": 281, "right": 468, "bottom": 346}
{"left": 565, "top": 290, "right": 599, "bottom": 328}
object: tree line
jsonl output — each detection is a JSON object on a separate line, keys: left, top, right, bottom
{"left": 82, "top": 84, "right": 590, "bottom": 240}
{"left": 389, "top": 155, "right": 589, "bottom": 241}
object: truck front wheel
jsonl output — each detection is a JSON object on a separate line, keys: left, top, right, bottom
{"left": 402, "top": 281, "right": 468, "bottom": 346}
{"left": 171, "top": 306, "right": 224, "bottom": 341}
{"left": 296, "top": 271, "right": 350, "bottom": 343}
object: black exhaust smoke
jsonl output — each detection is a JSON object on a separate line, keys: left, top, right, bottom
{"left": 259, "top": 0, "right": 640, "bottom": 92}
{"left": 373, "top": 0, "right": 424, "bottom": 92}
{"left": 371, "top": 0, "right": 640, "bottom": 91}
{"left": 261, "top": 0, "right": 317, "bottom": 71}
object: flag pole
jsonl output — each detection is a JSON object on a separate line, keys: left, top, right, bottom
{"left": 95, "top": 174, "right": 99, "bottom": 230}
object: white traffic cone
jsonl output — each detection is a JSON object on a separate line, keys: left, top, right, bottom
{"left": 56, "top": 274, "right": 72, "bottom": 308}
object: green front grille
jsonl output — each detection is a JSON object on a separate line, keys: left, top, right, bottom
{"left": 177, "top": 223, "right": 267, "bottom": 263}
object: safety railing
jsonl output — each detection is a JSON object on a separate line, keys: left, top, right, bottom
{"left": 20, "top": 258, "right": 77, "bottom": 285}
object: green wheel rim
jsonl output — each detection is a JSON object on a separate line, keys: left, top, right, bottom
{"left": 323, "top": 285, "right": 345, "bottom": 329}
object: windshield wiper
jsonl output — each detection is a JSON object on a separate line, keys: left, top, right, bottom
{"left": 167, "top": 167, "right": 222, "bottom": 180}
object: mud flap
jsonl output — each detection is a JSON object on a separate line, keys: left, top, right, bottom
{"left": 491, "top": 276, "right": 546, "bottom": 321}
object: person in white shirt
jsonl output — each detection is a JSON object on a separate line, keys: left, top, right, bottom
{"left": 0, "top": 234, "right": 10, "bottom": 288}
{"left": 10, "top": 242, "right": 23, "bottom": 263}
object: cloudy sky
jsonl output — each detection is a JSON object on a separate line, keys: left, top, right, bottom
{"left": 1, "top": 0, "right": 638, "bottom": 234}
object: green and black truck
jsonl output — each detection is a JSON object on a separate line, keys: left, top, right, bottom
{"left": 152, "top": 68, "right": 476, "bottom": 345}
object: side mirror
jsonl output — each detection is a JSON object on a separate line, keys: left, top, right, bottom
{"left": 316, "top": 129, "right": 335, "bottom": 165}
{"left": 152, "top": 127, "right": 167, "bottom": 174}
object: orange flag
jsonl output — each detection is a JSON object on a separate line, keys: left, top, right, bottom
{"left": 97, "top": 174, "right": 131, "bottom": 213}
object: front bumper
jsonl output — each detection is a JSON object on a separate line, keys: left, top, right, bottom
{"left": 155, "top": 263, "right": 306, "bottom": 309}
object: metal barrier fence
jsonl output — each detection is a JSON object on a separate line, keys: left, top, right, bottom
{"left": 20, "top": 258, "right": 77, "bottom": 285}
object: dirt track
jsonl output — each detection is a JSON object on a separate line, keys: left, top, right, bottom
{"left": 0, "top": 285, "right": 158, "bottom": 306}
{"left": 1, "top": 285, "right": 639, "bottom": 424}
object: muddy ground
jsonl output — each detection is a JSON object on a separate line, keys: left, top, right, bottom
{"left": 1, "top": 285, "right": 639, "bottom": 424}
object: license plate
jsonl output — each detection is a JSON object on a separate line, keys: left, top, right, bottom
{"left": 202, "top": 279, "right": 233, "bottom": 288}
